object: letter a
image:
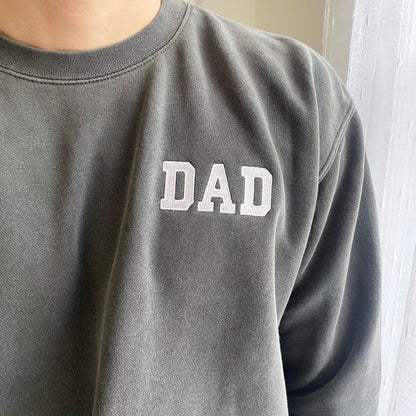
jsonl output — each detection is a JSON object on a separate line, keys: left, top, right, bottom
{"left": 197, "top": 164, "right": 236, "bottom": 214}
{"left": 240, "top": 166, "right": 272, "bottom": 216}
{"left": 160, "top": 161, "right": 195, "bottom": 211}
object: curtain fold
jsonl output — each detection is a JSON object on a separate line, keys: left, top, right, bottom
{"left": 345, "top": 0, "right": 416, "bottom": 414}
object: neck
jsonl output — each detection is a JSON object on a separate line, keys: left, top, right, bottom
{"left": 0, "top": 0, "right": 163, "bottom": 52}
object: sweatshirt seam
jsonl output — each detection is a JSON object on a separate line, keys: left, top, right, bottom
{"left": 0, "top": 2, "right": 192, "bottom": 85}
{"left": 318, "top": 97, "right": 355, "bottom": 184}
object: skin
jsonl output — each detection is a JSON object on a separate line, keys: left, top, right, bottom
{"left": 0, "top": 0, "right": 163, "bottom": 52}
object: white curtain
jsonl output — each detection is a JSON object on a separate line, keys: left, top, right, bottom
{"left": 325, "top": 0, "right": 416, "bottom": 414}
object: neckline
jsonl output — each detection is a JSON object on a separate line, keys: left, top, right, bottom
{"left": 0, "top": 0, "right": 190, "bottom": 82}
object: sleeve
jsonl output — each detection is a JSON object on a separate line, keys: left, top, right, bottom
{"left": 278, "top": 102, "right": 382, "bottom": 415}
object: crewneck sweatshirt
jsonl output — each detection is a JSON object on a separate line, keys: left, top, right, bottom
{"left": 0, "top": 0, "right": 381, "bottom": 414}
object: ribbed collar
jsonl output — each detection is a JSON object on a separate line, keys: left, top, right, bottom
{"left": 0, "top": 0, "right": 190, "bottom": 81}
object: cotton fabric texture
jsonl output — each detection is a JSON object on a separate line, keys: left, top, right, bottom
{"left": 0, "top": 0, "right": 382, "bottom": 414}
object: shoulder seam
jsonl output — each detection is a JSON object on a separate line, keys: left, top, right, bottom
{"left": 318, "top": 97, "right": 356, "bottom": 183}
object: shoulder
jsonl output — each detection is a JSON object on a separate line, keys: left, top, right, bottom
{"left": 185, "top": 1, "right": 356, "bottom": 176}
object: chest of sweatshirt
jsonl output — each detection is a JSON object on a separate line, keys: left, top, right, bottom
{"left": 0, "top": 46, "right": 319, "bottom": 314}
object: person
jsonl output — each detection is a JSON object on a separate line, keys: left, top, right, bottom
{"left": 0, "top": 0, "right": 382, "bottom": 414}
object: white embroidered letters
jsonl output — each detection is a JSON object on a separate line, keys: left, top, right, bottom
{"left": 160, "top": 161, "right": 195, "bottom": 211}
{"left": 240, "top": 166, "right": 272, "bottom": 217}
{"left": 197, "top": 164, "right": 236, "bottom": 214}
{"left": 160, "top": 161, "right": 272, "bottom": 217}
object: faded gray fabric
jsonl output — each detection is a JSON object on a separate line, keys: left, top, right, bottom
{"left": 0, "top": 0, "right": 381, "bottom": 414}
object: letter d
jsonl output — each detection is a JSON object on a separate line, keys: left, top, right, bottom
{"left": 160, "top": 161, "right": 195, "bottom": 211}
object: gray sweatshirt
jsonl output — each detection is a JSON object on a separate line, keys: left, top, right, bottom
{"left": 0, "top": 0, "right": 382, "bottom": 414}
